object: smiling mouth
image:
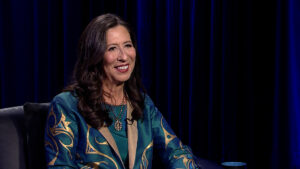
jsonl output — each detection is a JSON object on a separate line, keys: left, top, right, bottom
{"left": 115, "top": 65, "right": 129, "bottom": 72}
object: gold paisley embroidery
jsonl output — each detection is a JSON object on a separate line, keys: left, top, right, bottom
{"left": 45, "top": 141, "right": 54, "bottom": 150}
{"left": 174, "top": 141, "right": 197, "bottom": 168}
{"left": 81, "top": 161, "right": 108, "bottom": 169}
{"left": 160, "top": 117, "right": 176, "bottom": 149}
{"left": 86, "top": 125, "right": 119, "bottom": 169}
{"left": 139, "top": 141, "right": 153, "bottom": 169}
{"left": 95, "top": 137, "right": 108, "bottom": 145}
{"left": 51, "top": 110, "right": 74, "bottom": 159}
{"left": 46, "top": 107, "right": 59, "bottom": 165}
{"left": 179, "top": 141, "right": 184, "bottom": 149}
{"left": 173, "top": 154, "right": 197, "bottom": 169}
{"left": 46, "top": 106, "right": 75, "bottom": 165}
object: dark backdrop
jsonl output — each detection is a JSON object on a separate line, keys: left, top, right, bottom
{"left": 0, "top": 0, "right": 299, "bottom": 169}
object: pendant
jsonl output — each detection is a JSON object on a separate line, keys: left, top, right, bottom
{"left": 114, "top": 120, "right": 122, "bottom": 131}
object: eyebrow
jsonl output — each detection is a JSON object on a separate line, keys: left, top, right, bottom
{"left": 107, "top": 41, "right": 133, "bottom": 46}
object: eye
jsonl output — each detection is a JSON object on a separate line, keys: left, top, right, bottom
{"left": 108, "top": 46, "right": 116, "bottom": 51}
{"left": 125, "top": 43, "right": 133, "bottom": 48}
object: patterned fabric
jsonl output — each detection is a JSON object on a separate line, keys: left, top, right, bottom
{"left": 44, "top": 92, "right": 200, "bottom": 169}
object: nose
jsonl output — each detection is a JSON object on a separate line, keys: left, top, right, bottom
{"left": 117, "top": 47, "right": 128, "bottom": 61}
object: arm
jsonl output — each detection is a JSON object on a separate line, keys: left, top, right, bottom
{"left": 44, "top": 97, "right": 78, "bottom": 169}
{"left": 147, "top": 96, "right": 201, "bottom": 169}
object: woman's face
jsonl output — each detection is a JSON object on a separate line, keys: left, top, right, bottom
{"left": 103, "top": 25, "right": 136, "bottom": 85}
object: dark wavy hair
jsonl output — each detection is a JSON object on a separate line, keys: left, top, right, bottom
{"left": 65, "top": 14, "right": 146, "bottom": 129}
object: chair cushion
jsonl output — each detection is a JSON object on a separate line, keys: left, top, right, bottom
{"left": 24, "top": 102, "right": 50, "bottom": 169}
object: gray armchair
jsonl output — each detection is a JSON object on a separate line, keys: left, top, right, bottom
{"left": 0, "top": 105, "right": 27, "bottom": 169}
{"left": 0, "top": 103, "right": 49, "bottom": 169}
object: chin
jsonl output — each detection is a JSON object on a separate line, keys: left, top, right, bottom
{"left": 115, "top": 76, "right": 131, "bottom": 84}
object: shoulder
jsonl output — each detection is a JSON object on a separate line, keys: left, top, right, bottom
{"left": 53, "top": 91, "right": 78, "bottom": 104}
{"left": 142, "top": 93, "right": 160, "bottom": 117}
{"left": 51, "top": 91, "right": 78, "bottom": 112}
{"left": 143, "top": 93, "right": 156, "bottom": 108}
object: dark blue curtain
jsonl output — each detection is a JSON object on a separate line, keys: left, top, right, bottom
{"left": 0, "top": 0, "right": 299, "bottom": 168}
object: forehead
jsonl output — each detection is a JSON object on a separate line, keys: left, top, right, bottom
{"left": 105, "top": 25, "right": 131, "bottom": 44}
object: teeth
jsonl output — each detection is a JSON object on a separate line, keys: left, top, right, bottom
{"left": 117, "top": 65, "right": 128, "bottom": 70}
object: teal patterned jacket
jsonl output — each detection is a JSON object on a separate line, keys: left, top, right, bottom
{"left": 44, "top": 92, "right": 200, "bottom": 169}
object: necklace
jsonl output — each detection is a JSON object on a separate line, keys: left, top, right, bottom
{"left": 111, "top": 96, "right": 126, "bottom": 131}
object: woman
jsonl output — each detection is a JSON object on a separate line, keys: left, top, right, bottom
{"left": 45, "top": 13, "right": 200, "bottom": 169}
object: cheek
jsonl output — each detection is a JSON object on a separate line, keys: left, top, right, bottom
{"left": 103, "top": 53, "right": 115, "bottom": 66}
{"left": 129, "top": 50, "right": 136, "bottom": 61}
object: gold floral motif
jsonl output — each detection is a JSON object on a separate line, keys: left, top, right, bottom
{"left": 81, "top": 161, "right": 108, "bottom": 169}
{"left": 174, "top": 141, "right": 197, "bottom": 169}
{"left": 173, "top": 154, "right": 197, "bottom": 169}
{"left": 179, "top": 141, "right": 184, "bottom": 149}
{"left": 45, "top": 141, "right": 54, "bottom": 150}
{"left": 95, "top": 137, "right": 109, "bottom": 145}
{"left": 46, "top": 106, "right": 75, "bottom": 165}
{"left": 50, "top": 110, "right": 74, "bottom": 159}
{"left": 46, "top": 107, "right": 59, "bottom": 165}
{"left": 86, "top": 126, "right": 119, "bottom": 169}
{"left": 160, "top": 117, "right": 177, "bottom": 149}
{"left": 139, "top": 141, "right": 153, "bottom": 169}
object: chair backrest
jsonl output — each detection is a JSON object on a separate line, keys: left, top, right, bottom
{"left": 0, "top": 103, "right": 50, "bottom": 169}
{"left": 0, "top": 106, "right": 27, "bottom": 169}
{"left": 23, "top": 102, "right": 50, "bottom": 169}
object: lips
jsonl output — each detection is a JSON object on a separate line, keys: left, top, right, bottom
{"left": 115, "top": 64, "right": 129, "bottom": 73}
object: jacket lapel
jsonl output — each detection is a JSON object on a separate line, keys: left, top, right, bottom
{"left": 98, "top": 101, "right": 138, "bottom": 169}
{"left": 98, "top": 126, "right": 125, "bottom": 168}
{"left": 127, "top": 101, "right": 138, "bottom": 169}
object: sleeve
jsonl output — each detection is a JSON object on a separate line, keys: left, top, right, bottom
{"left": 146, "top": 96, "right": 202, "bottom": 169}
{"left": 44, "top": 97, "right": 78, "bottom": 169}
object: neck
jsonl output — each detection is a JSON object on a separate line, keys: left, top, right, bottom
{"left": 102, "top": 80, "right": 125, "bottom": 105}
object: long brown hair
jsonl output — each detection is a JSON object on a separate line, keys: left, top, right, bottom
{"left": 65, "top": 14, "right": 145, "bottom": 129}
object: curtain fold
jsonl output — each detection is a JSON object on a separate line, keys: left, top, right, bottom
{"left": 288, "top": 0, "right": 300, "bottom": 168}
